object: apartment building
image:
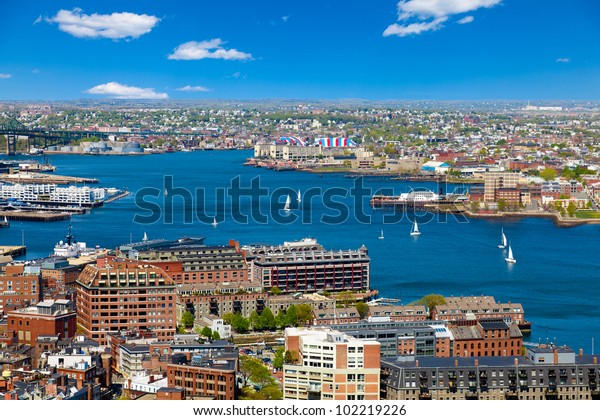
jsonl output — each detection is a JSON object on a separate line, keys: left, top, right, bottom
{"left": 283, "top": 327, "right": 380, "bottom": 400}
{"left": 6, "top": 299, "right": 76, "bottom": 346}
{"left": 0, "top": 264, "right": 42, "bottom": 315}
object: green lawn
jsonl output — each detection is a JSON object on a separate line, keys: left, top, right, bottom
{"left": 575, "top": 210, "right": 600, "bottom": 219}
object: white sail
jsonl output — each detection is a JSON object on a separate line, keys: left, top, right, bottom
{"left": 212, "top": 216, "right": 218, "bottom": 227}
{"left": 142, "top": 232, "right": 148, "bottom": 242}
{"left": 297, "top": 190, "right": 301, "bottom": 203}
{"left": 498, "top": 229, "right": 507, "bottom": 249}
{"left": 410, "top": 220, "right": 421, "bottom": 236}
{"left": 505, "top": 245, "right": 516, "bottom": 263}
{"left": 378, "top": 229, "right": 384, "bottom": 239}
{"left": 284, "top": 195, "right": 291, "bottom": 211}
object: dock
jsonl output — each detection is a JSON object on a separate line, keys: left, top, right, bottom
{"left": 104, "top": 190, "right": 130, "bottom": 203}
{"left": 0, "top": 172, "right": 99, "bottom": 185}
{"left": 0, "top": 210, "right": 71, "bottom": 222}
{"left": 0, "top": 245, "right": 26, "bottom": 257}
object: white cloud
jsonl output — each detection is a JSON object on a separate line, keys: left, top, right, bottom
{"left": 168, "top": 39, "right": 252, "bottom": 61}
{"left": 226, "top": 71, "right": 246, "bottom": 79}
{"left": 385, "top": 0, "right": 500, "bottom": 37}
{"left": 176, "top": 85, "right": 210, "bottom": 92}
{"left": 0, "top": 73, "right": 13, "bottom": 79}
{"left": 46, "top": 8, "right": 159, "bottom": 40}
{"left": 396, "top": 0, "right": 502, "bottom": 20}
{"left": 86, "top": 82, "right": 168, "bottom": 99}
{"left": 33, "top": 15, "right": 42, "bottom": 25}
{"left": 556, "top": 57, "right": 570, "bottom": 63}
{"left": 282, "top": 15, "right": 290, "bottom": 23}
{"left": 384, "top": 17, "right": 447, "bottom": 37}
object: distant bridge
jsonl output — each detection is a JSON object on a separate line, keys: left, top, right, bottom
{"left": 0, "top": 116, "right": 209, "bottom": 155}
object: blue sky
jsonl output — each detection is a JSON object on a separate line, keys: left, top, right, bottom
{"left": 1, "top": 0, "right": 599, "bottom": 100}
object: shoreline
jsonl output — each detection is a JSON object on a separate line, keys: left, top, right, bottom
{"left": 461, "top": 208, "right": 600, "bottom": 227}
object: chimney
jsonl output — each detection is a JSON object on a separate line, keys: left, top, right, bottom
{"left": 514, "top": 357, "right": 518, "bottom": 366}
{"left": 415, "top": 359, "right": 419, "bottom": 368}
{"left": 553, "top": 348, "right": 559, "bottom": 365}
{"left": 86, "top": 383, "right": 93, "bottom": 400}
{"left": 474, "top": 359, "right": 478, "bottom": 367}
{"left": 593, "top": 357, "right": 597, "bottom": 365}
{"left": 579, "top": 348, "right": 584, "bottom": 357}
{"left": 454, "top": 359, "right": 458, "bottom": 367}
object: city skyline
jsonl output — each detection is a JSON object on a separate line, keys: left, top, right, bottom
{"left": 1, "top": 0, "right": 599, "bottom": 101}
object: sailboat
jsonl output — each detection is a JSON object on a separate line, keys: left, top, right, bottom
{"left": 284, "top": 195, "right": 291, "bottom": 212}
{"left": 378, "top": 229, "right": 384, "bottom": 240}
{"left": 505, "top": 245, "right": 516, "bottom": 263}
{"left": 297, "top": 190, "right": 301, "bottom": 203}
{"left": 498, "top": 228, "right": 507, "bottom": 249}
{"left": 143, "top": 232, "right": 148, "bottom": 242}
{"left": 410, "top": 219, "right": 421, "bottom": 236}
{"left": 212, "top": 216, "right": 218, "bottom": 227}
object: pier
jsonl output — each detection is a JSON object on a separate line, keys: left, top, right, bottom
{"left": 0, "top": 172, "right": 99, "bottom": 185}
{"left": 0, "top": 210, "right": 71, "bottom": 222}
{"left": 105, "top": 190, "right": 130, "bottom": 203}
{"left": 0, "top": 245, "right": 26, "bottom": 257}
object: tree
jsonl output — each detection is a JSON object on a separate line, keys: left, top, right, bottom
{"left": 470, "top": 201, "right": 480, "bottom": 212}
{"left": 284, "top": 350, "right": 298, "bottom": 364}
{"left": 249, "top": 310, "right": 261, "bottom": 330}
{"left": 231, "top": 313, "right": 250, "bottom": 333}
{"left": 296, "top": 304, "right": 314, "bottom": 325}
{"left": 270, "top": 286, "right": 282, "bottom": 295}
{"left": 283, "top": 305, "right": 298, "bottom": 327}
{"left": 222, "top": 312, "right": 235, "bottom": 325}
{"left": 181, "top": 311, "right": 195, "bottom": 328}
{"left": 567, "top": 201, "right": 577, "bottom": 217}
{"left": 337, "top": 290, "right": 355, "bottom": 307}
{"left": 259, "top": 307, "right": 276, "bottom": 331}
{"left": 414, "top": 294, "right": 446, "bottom": 315}
{"left": 273, "top": 347, "right": 285, "bottom": 370}
{"left": 540, "top": 167, "right": 557, "bottom": 181}
{"left": 212, "top": 330, "right": 221, "bottom": 340}
{"left": 497, "top": 199, "right": 507, "bottom": 212}
{"left": 200, "top": 326, "right": 212, "bottom": 338}
{"left": 355, "top": 301, "right": 369, "bottom": 319}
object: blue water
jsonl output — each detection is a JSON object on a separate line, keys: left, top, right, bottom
{"left": 2, "top": 150, "right": 599, "bottom": 353}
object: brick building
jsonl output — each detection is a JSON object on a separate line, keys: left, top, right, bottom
{"left": 0, "top": 264, "right": 42, "bottom": 315}
{"left": 167, "top": 356, "right": 237, "bottom": 400}
{"left": 450, "top": 319, "right": 523, "bottom": 358}
{"left": 6, "top": 299, "right": 76, "bottom": 346}
{"left": 76, "top": 260, "right": 176, "bottom": 345}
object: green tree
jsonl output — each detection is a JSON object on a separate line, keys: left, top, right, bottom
{"left": 270, "top": 286, "right": 282, "bottom": 295}
{"left": 355, "top": 301, "right": 369, "bottom": 319}
{"left": 567, "top": 201, "right": 577, "bottom": 217}
{"left": 540, "top": 167, "right": 557, "bottom": 181}
{"left": 259, "top": 307, "right": 276, "bottom": 331}
{"left": 283, "top": 305, "right": 298, "bottom": 327}
{"left": 222, "top": 312, "right": 235, "bottom": 325}
{"left": 181, "top": 311, "right": 195, "bottom": 328}
{"left": 212, "top": 330, "right": 221, "bottom": 340}
{"left": 284, "top": 350, "right": 298, "bottom": 364}
{"left": 414, "top": 294, "right": 446, "bottom": 315}
{"left": 231, "top": 313, "right": 250, "bottom": 334}
{"left": 272, "top": 347, "right": 285, "bottom": 370}
{"left": 497, "top": 199, "right": 507, "bottom": 212}
{"left": 337, "top": 290, "right": 355, "bottom": 307}
{"left": 249, "top": 310, "right": 261, "bottom": 330}
{"left": 200, "top": 326, "right": 212, "bottom": 338}
{"left": 275, "top": 310, "right": 287, "bottom": 328}
{"left": 296, "top": 304, "right": 314, "bottom": 325}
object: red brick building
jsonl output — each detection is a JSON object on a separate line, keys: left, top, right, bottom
{"left": 0, "top": 264, "right": 42, "bottom": 315}
{"left": 167, "top": 358, "right": 237, "bottom": 400}
{"left": 6, "top": 299, "right": 76, "bottom": 346}
{"left": 450, "top": 319, "right": 523, "bottom": 358}
{"left": 76, "top": 261, "right": 177, "bottom": 345}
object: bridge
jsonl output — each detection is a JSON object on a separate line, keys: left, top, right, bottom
{"left": 0, "top": 116, "right": 209, "bottom": 155}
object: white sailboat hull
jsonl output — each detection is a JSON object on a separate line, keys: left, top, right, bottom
{"left": 505, "top": 257, "right": 516, "bottom": 263}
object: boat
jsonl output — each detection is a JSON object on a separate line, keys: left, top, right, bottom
{"left": 284, "top": 195, "right": 291, "bottom": 212}
{"left": 212, "top": 216, "right": 218, "bottom": 227}
{"left": 498, "top": 228, "right": 507, "bottom": 249}
{"left": 378, "top": 229, "right": 384, "bottom": 240}
{"left": 53, "top": 224, "right": 86, "bottom": 257}
{"left": 143, "top": 232, "right": 148, "bottom": 242}
{"left": 0, "top": 216, "right": 9, "bottom": 228}
{"left": 297, "top": 189, "right": 301, "bottom": 203}
{"left": 410, "top": 219, "right": 421, "bottom": 236}
{"left": 505, "top": 245, "right": 516, "bottom": 263}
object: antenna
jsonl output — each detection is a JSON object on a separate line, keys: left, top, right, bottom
{"left": 21, "top": 224, "right": 25, "bottom": 247}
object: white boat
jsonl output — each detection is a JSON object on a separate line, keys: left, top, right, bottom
{"left": 498, "top": 228, "right": 507, "bottom": 249}
{"left": 378, "top": 229, "right": 384, "bottom": 240}
{"left": 143, "top": 232, "right": 148, "bottom": 242}
{"left": 505, "top": 245, "right": 516, "bottom": 263}
{"left": 212, "top": 216, "right": 218, "bottom": 227}
{"left": 410, "top": 219, "right": 421, "bottom": 236}
{"left": 297, "top": 190, "right": 301, "bottom": 203}
{"left": 284, "top": 195, "right": 291, "bottom": 212}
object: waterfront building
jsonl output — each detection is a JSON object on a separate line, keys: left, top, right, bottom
{"left": 0, "top": 183, "right": 105, "bottom": 205}
{"left": 432, "top": 296, "right": 528, "bottom": 329}
{"left": 450, "top": 319, "right": 522, "bottom": 358}
{"left": 75, "top": 260, "right": 177, "bottom": 345}
{"left": 245, "top": 239, "right": 370, "bottom": 293}
{"left": 367, "top": 304, "right": 428, "bottom": 322}
{"left": 176, "top": 283, "right": 267, "bottom": 319}
{"left": 253, "top": 144, "right": 328, "bottom": 161}
{"left": 0, "top": 264, "right": 42, "bottom": 315}
{"left": 6, "top": 299, "right": 76, "bottom": 346}
{"left": 283, "top": 327, "right": 380, "bottom": 400}
{"left": 380, "top": 345, "right": 600, "bottom": 400}
{"left": 483, "top": 172, "right": 522, "bottom": 202}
